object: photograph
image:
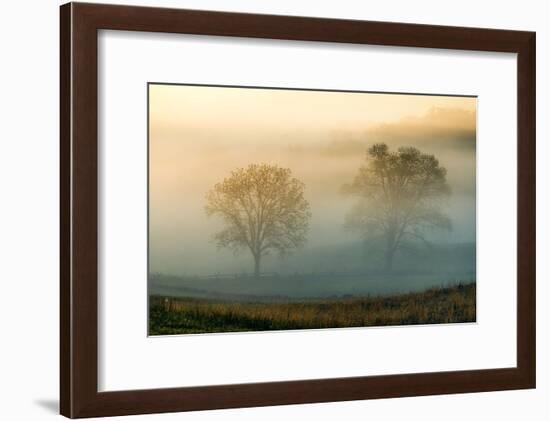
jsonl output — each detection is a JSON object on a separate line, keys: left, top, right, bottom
{"left": 148, "top": 84, "right": 477, "bottom": 335}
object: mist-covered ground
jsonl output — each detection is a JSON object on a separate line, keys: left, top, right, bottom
{"left": 149, "top": 241, "right": 475, "bottom": 300}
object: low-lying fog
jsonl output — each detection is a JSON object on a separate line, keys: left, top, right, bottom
{"left": 148, "top": 85, "right": 476, "bottom": 295}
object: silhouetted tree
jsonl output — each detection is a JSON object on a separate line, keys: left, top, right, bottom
{"left": 205, "top": 163, "right": 311, "bottom": 278}
{"left": 343, "top": 143, "right": 451, "bottom": 271}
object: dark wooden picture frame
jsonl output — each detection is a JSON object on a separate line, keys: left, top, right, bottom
{"left": 60, "top": 2, "right": 536, "bottom": 418}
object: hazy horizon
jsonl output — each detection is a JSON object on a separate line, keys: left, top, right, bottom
{"left": 149, "top": 84, "right": 476, "bottom": 278}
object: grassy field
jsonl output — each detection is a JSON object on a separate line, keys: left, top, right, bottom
{"left": 149, "top": 283, "right": 475, "bottom": 335}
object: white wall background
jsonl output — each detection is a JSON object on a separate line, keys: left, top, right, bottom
{"left": 0, "top": 0, "right": 546, "bottom": 420}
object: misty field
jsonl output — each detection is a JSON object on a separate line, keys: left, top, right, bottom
{"left": 148, "top": 85, "right": 478, "bottom": 335}
{"left": 149, "top": 282, "right": 475, "bottom": 335}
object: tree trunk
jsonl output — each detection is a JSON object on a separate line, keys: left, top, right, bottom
{"left": 253, "top": 254, "right": 261, "bottom": 279}
{"left": 384, "top": 247, "right": 395, "bottom": 272}
{"left": 384, "top": 228, "right": 397, "bottom": 272}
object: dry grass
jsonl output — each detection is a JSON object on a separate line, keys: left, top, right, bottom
{"left": 149, "top": 283, "right": 475, "bottom": 335}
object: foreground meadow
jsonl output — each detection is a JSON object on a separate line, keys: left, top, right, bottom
{"left": 149, "top": 282, "right": 475, "bottom": 335}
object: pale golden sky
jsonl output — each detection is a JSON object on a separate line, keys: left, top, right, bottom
{"left": 148, "top": 84, "right": 476, "bottom": 275}
{"left": 150, "top": 84, "right": 476, "bottom": 141}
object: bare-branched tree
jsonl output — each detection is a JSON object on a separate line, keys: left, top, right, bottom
{"left": 343, "top": 143, "right": 451, "bottom": 271}
{"left": 205, "top": 163, "right": 311, "bottom": 278}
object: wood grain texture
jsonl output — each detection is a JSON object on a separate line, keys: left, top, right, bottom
{"left": 60, "top": 2, "right": 536, "bottom": 418}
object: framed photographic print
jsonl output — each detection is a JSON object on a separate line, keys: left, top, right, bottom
{"left": 60, "top": 2, "right": 536, "bottom": 418}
